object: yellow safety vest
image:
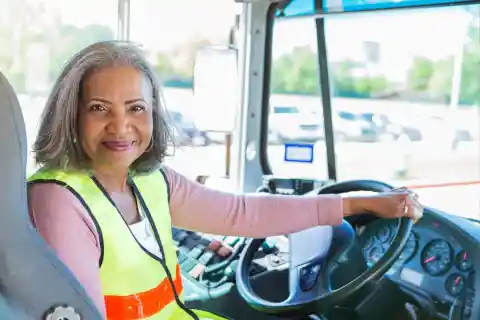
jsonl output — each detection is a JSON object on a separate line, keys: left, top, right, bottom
{"left": 28, "top": 169, "right": 228, "bottom": 320}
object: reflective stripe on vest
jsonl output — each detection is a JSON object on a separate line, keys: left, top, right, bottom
{"left": 28, "top": 169, "right": 191, "bottom": 319}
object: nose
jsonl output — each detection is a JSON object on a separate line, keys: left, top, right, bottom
{"left": 106, "top": 110, "right": 130, "bottom": 136}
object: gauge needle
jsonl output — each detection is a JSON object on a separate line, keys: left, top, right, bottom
{"left": 424, "top": 256, "right": 436, "bottom": 263}
{"left": 463, "top": 252, "right": 468, "bottom": 260}
{"left": 455, "top": 276, "right": 461, "bottom": 285}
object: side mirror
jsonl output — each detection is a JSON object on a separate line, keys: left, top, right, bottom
{"left": 192, "top": 46, "right": 238, "bottom": 133}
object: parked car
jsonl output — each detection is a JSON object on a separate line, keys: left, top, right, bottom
{"left": 268, "top": 105, "right": 324, "bottom": 144}
{"left": 333, "top": 111, "right": 378, "bottom": 142}
{"left": 167, "top": 110, "right": 211, "bottom": 146}
{"left": 359, "top": 112, "right": 422, "bottom": 142}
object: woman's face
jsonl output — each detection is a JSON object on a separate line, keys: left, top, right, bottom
{"left": 78, "top": 65, "right": 154, "bottom": 172}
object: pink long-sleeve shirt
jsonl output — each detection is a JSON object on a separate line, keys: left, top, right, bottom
{"left": 27, "top": 167, "right": 343, "bottom": 316}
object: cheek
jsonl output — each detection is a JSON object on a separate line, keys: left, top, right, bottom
{"left": 139, "top": 120, "right": 154, "bottom": 148}
{"left": 78, "top": 117, "right": 102, "bottom": 151}
{"left": 138, "top": 113, "right": 154, "bottom": 143}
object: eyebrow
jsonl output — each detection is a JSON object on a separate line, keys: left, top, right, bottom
{"left": 89, "top": 98, "right": 147, "bottom": 104}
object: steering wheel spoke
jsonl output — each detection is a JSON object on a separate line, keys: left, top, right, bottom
{"left": 286, "top": 226, "right": 334, "bottom": 304}
{"left": 287, "top": 258, "right": 330, "bottom": 303}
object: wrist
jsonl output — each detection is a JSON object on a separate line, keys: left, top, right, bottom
{"left": 342, "top": 196, "right": 368, "bottom": 217}
{"left": 342, "top": 197, "right": 355, "bottom": 217}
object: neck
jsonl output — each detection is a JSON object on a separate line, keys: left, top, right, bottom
{"left": 92, "top": 167, "right": 130, "bottom": 193}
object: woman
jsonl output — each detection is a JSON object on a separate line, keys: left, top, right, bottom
{"left": 27, "top": 41, "right": 422, "bottom": 320}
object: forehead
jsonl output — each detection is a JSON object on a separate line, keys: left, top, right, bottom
{"left": 81, "top": 65, "right": 152, "bottom": 99}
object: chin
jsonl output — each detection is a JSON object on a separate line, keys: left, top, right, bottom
{"left": 96, "top": 157, "right": 136, "bottom": 171}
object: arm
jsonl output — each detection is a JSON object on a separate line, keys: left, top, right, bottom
{"left": 165, "top": 167, "right": 344, "bottom": 237}
{"left": 28, "top": 184, "right": 106, "bottom": 318}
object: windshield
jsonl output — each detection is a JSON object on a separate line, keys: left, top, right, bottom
{"left": 266, "top": 4, "right": 480, "bottom": 218}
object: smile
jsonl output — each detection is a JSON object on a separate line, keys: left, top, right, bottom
{"left": 101, "top": 141, "right": 135, "bottom": 152}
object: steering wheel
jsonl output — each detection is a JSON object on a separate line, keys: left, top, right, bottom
{"left": 236, "top": 180, "right": 413, "bottom": 316}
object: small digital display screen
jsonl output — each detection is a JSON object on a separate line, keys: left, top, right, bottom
{"left": 400, "top": 268, "right": 425, "bottom": 287}
{"left": 284, "top": 143, "right": 314, "bottom": 163}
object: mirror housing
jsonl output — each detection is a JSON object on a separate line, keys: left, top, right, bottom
{"left": 192, "top": 46, "right": 238, "bottom": 133}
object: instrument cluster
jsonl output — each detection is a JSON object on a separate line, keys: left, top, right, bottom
{"left": 358, "top": 219, "right": 475, "bottom": 302}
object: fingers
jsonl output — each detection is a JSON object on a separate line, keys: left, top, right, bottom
{"left": 391, "top": 187, "right": 423, "bottom": 223}
{"left": 405, "top": 194, "right": 423, "bottom": 223}
{"left": 393, "top": 186, "right": 419, "bottom": 200}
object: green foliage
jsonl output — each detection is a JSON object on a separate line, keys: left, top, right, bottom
{"left": 407, "top": 57, "right": 434, "bottom": 91}
{"left": 49, "top": 24, "right": 114, "bottom": 80}
{"left": 269, "top": 23, "right": 479, "bottom": 105}
{"left": 271, "top": 46, "right": 319, "bottom": 95}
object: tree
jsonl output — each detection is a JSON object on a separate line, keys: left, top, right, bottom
{"left": 459, "top": 25, "right": 480, "bottom": 104}
{"left": 155, "top": 52, "right": 175, "bottom": 77}
{"left": 170, "top": 35, "right": 212, "bottom": 78}
{"left": 407, "top": 56, "right": 434, "bottom": 91}
{"left": 48, "top": 24, "right": 115, "bottom": 80}
{"left": 0, "top": 0, "right": 52, "bottom": 91}
{"left": 271, "top": 45, "right": 319, "bottom": 95}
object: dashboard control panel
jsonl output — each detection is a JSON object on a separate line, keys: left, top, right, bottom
{"left": 172, "top": 228, "right": 289, "bottom": 289}
{"left": 257, "top": 175, "right": 329, "bottom": 195}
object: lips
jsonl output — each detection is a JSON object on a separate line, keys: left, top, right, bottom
{"left": 102, "top": 141, "right": 134, "bottom": 152}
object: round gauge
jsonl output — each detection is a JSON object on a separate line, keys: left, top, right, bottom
{"left": 399, "top": 232, "right": 417, "bottom": 262}
{"left": 445, "top": 273, "right": 465, "bottom": 296}
{"left": 421, "top": 239, "right": 453, "bottom": 276}
{"left": 376, "top": 225, "right": 391, "bottom": 242}
{"left": 368, "top": 247, "right": 385, "bottom": 265}
{"left": 363, "top": 236, "right": 374, "bottom": 250}
{"left": 455, "top": 250, "right": 473, "bottom": 272}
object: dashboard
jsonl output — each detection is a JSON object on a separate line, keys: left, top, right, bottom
{"left": 176, "top": 177, "right": 479, "bottom": 319}
{"left": 357, "top": 214, "right": 477, "bottom": 318}
{"left": 174, "top": 211, "right": 478, "bottom": 319}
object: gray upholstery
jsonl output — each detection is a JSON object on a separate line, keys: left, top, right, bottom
{"left": 0, "top": 72, "right": 103, "bottom": 319}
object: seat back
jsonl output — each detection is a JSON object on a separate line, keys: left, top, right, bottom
{"left": 0, "top": 72, "right": 103, "bottom": 319}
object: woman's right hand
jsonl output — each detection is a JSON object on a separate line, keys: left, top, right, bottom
{"left": 343, "top": 188, "right": 423, "bottom": 223}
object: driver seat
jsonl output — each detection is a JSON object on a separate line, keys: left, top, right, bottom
{"left": 0, "top": 72, "right": 103, "bottom": 319}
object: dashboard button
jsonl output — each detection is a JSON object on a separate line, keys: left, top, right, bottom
{"left": 299, "top": 262, "right": 322, "bottom": 291}
{"left": 208, "top": 239, "right": 222, "bottom": 251}
{"left": 177, "top": 251, "right": 188, "bottom": 264}
{"left": 198, "top": 250, "right": 215, "bottom": 265}
{"left": 188, "top": 245, "right": 205, "bottom": 260}
{"left": 188, "top": 264, "right": 205, "bottom": 279}
{"left": 172, "top": 230, "right": 189, "bottom": 244}
{"left": 217, "top": 246, "right": 232, "bottom": 257}
{"left": 180, "top": 257, "right": 197, "bottom": 273}
{"left": 262, "top": 238, "right": 277, "bottom": 254}
{"left": 224, "top": 236, "right": 240, "bottom": 246}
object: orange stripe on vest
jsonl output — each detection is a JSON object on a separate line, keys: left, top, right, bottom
{"left": 105, "top": 264, "right": 183, "bottom": 319}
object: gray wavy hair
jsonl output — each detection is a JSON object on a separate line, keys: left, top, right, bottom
{"left": 33, "top": 40, "right": 174, "bottom": 173}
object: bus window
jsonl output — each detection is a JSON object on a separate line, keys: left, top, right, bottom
{"left": 267, "top": 5, "right": 480, "bottom": 218}
{"left": 0, "top": 0, "right": 118, "bottom": 174}
{"left": 267, "top": 18, "right": 327, "bottom": 179}
{"left": 130, "top": 0, "right": 236, "bottom": 180}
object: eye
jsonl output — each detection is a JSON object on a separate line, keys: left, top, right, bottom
{"left": 130, "top": 104, "right": 146, "bottom": 113}
{"left": 89, "top": 103, "right": 107, "bottom": 112}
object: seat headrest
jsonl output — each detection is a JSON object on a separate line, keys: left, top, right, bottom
{"left": 0, "top": 72, "right": 102, "bottom": 319}
{"left": 0, "top": 72, "right": 28, "bottom": 217}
